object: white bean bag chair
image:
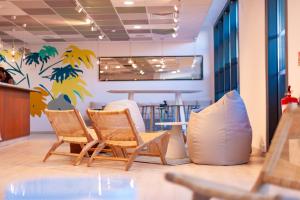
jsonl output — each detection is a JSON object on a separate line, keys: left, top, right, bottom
{"left": 187, "top": 90, "right": 252, "bottom": 165}
{"left": 104, "top": 99, "right": 146, "bottom": 133}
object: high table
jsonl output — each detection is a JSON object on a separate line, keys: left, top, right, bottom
{"left": 0, "top": 82, "right": 37, "bottom": 141}
{"left": 155, "top": 122, "right": 188, "bottom": 159}
{"left": 107, "top": 90, "right": 201, "bottom": 128}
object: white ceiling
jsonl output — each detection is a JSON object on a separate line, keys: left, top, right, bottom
{"left": 0, "top": 0, "right": 212, "bottom": 44}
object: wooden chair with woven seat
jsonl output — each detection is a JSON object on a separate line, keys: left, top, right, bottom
{"left": 165, "top": 107, "right": 300, "bottom": 200}
{"left": 86, "top": 108, "right": 170, "bottom": 171}
{"left": 43, "top": 109, "right": 98, "bottom": 166}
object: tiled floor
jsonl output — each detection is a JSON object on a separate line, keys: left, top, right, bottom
{"left": 0, "top": 133, "right": 264, "bottom": 199}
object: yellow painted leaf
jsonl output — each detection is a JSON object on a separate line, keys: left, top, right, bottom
{"left": 0, "top": 49, "right": 22, "bottom": 62}
{"left": 30, "top": 87, "right": 48, "bottom": 117}
{"left": 51, "top": 76, "right": 92, "bottom": 106}
{"left": 62, "top": 45, "right": 96, "bottom": 69}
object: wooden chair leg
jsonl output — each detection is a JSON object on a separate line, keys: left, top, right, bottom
{"left": 80, "top": 143, "right": 90, "bottom": 157}
{"left": 192, "top": 193, "right": 210, "bottom": 200}
{"left": 155, "top": 142, "right": 168, "bottom": 165}
{"left": 125, "top": 146, "right": 144, "bottom": 171}
{"left": 43, "top": 140, "right": 63, "bottom": 162}
{"left": 74, "top": 140, "right": 98, "bottom": 166}
{"left": 87, "top": 142, "right": 105, "bottom": 167}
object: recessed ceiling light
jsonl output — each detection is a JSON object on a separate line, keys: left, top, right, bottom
{"left": 100, "top": 70, "right": 104, "bottom": 74}
{"left": 85, "top": 18, "right": 92, "bottom": 24}
{"left": 177, "top": 69, "right": 180, "bottom": 73}
{"left": 158, "top": 69, "right": 163, "bottom": 72}
{"left": 75, "top": 4, "right": 83, "bottom": 13}
{"left": 124, "top": 1, "right": 134, "bottom": 5}
{"left": 152, "top": 59, "right": 158, "bottom": 62}
{"left": 174, "top": 5, "right": 178, "bottom": 12}
{"left": 133, "top": 25, "right": 141, "bottom": 29}
{"left": 172, "top": 33, "right": 178, "bottom": 38}
{"left": 22, "top": 23, "right": 27, "bottom": 28}
{"left": 98, "top": 35, "right": 104, "bottom": 40}
{"left": 104, "top": 65, "right": 108, "bottom": 70}
{"left": 173, "top": 18, "right": 178, "bottom": 23}
{"left": 155, "top": 64, "right": 161, "bottom": 67}
{"left": 111, "top": 29, "right": 116, "bottom": 32}
{"left": 115, "top": 65, "right": 121, "bottom": 69}
{"left": 128, "top": 58, "right": 133, "bottom": 64}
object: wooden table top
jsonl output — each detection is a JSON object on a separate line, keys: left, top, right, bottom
{"left": 155, "top": 122, "right": 189, "bottom": 126}
{"left": 107, "top": 90, "right": 201, "bottom": 94}
{"left": 0, "top": 82, "right": 39, "bottom": 92}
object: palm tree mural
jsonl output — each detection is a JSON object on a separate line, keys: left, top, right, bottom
{"left": 0, "top": 45, "right": 96, "bottom": 117}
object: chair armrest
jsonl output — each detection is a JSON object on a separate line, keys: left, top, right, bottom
{"left": 165, "top": 173, "right": 279, "bottom": 200}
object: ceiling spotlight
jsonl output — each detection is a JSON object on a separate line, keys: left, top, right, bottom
{"left": 171, "top": 70, "right": 177, "bottom": 74}
{"left": 124, "top": 1, "right": 134, "bottom": 5}
{"left": 161, "top": 65, "right": 166, "bottom": 69}
{"left": 128, "top": 58, "right": 133, "bottom": 64}
{"left": 155, "top": 64, "right": 161, "bottom": 68}
{"left": 104, "top": 65, "right": 108, "bottom": 70}
{"left": 11, "top": 48, "right": 15, "bottom": 56}
{"left": 172, "top": 33, "right": 178, "bottom": 38}
{"left": 85, "top": 18, "right": 92, "bottom": 24}
{"left": 91, "top": 25, "right": 96, "bottom": 31}
{"left": 152, "top": 59, "right": 158, "bottom": 62}
{"left": 133, "top": 25, "right": 141, "bottom": 29}
{"left": 11, "top": 15, "right": 16, "bottom": 20}
{"left": 100, "top": 70, "right": 104, "bottom": 74}
{"left": 96, "top": 59, "right": 100, "bottom": 65}
{"left": 98, "top": 34, "right": 104, "bottom": 40}
{"left": 158, "top": 68, "right": 163, "bottom": 72}
{"left": 132, "top": 64, "right": 137, "bottom": 68}
{"left": 115, "top": 65, "right": 121, "bottom": 69}
{"left": 22, "top": 23, "right": 27, "bottom": 28}
{"left": 173, "top": 25, "right": 179, "bottom": 32}
{"left": 139, "top": 70, "right": 144, "bottom": 75}
{"left": 174, "top": 5, "right": 178, "bottom": 12}
{"left": 176, "top": 69, "right": 180, "bottom": 73}
{"left": 173, "top": 18, "right": 178, "bottom": 23}
{"left": 111, "top": 29, "right": 116, "bottom": 33}
{"left": 75, "top": 4, "right": 83, "bottom": 13}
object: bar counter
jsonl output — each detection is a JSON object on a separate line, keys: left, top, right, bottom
{"left": 0, "top": 82, "right": 37, "bottom": 141}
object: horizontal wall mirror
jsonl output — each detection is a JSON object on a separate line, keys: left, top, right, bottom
{"left": 99, "top": 56, "right": 203, "bottom": 81}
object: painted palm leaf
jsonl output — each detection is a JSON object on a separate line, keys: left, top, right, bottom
{"left": 39, "top": 45, "right": 58, "bottom": 59}
{"left": 0, "top": 54, "right": 5, "bottom": 62}
{"left": 25, "top": 52, "right": 40, "bottom": 65}
{"left": 50, "top": 64, "right": 83, "bottom": 83}
{"left": 51, "top": 76, "right": 92, "bottom": 106}
{"left": 62, "top": 45, "right": 96, "bottom": 69}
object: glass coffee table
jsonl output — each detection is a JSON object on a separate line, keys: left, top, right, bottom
{"left": 155, "top": 122, "right": 188, "bottom": 159}
{"left": 5, "top": 176, "right": 136, "bottom": 200}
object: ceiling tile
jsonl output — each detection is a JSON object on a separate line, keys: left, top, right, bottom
{"left": 116, "top": 7, "right": 146, "bottom": 14}
{"left": 44, "top": 0, "right": 75, "bottom": 8}
{"left": 95, "top": 20, "right": 122, "bottom": 26}
{"left": 127, "top": 29, "right": 151, "bottom": 34}
{"left": 118, "top": 13, "right": 148, "bottom": 20}
{"left": 150, "top": 19, "right": 174, "bottom": 24}
{"left": 4, "top": 15, "right": 42, "bottom": 26}
{"left": 78, "top": 0, "right": 112, "bottom": 7}
{"left": 22, "top": 8, "right": 56, "bottom": 15}
{"left": 85, "top": 7, "right": 116, "bottom": 15}
{"left": 0, "top": 21, "right": 13, "bottom": 26}
{"left": 147, "top": 6, "right": 174, "bottom": 14}
{"left": 90, "top": 15, "right": 119, "bottom": 21}
{"left": 53, "top": 30, "right": 78, "bottom": 35}
{"left": 122, "top": 20, "right": 148, "bottom": 25}
{"left": 11, "top": 1, "right": 49, "bottom": 9}
{"left": 152, "top": 29, "right": 174, "bottom": 35}
{"left": 44, "top": 38, "right": 66, "bottom": 42}
{"left": 52, "top": 8, "right": 81, "bottom": 16}
{"left": 25, "top": 26, "right": 49, "bottom": 31}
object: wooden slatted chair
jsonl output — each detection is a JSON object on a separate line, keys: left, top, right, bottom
{"left": 165, "top": 107, "right": 300, "bottom": 200}
{"left": 87, "top": 108, "right": 170, "bottom": 171}
{"left": 43, "top": 109, "right": 98, "bottom": 166}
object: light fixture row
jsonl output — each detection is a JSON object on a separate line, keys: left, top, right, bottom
{"left": 74, "top": 0, "right": 105, "bottom": 40}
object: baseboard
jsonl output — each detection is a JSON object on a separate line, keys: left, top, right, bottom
{"left": 0, "top": 136, "right": 30, "bottom": 148}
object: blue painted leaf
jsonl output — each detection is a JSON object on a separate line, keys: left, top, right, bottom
{"left": 0, "top": 54, "right": 5, "bottom": 62}
{"left": 50, "top": 64, "right": 83, "bottom": 83}
{"left": 25, "top": 52, "right": 40, "bottom": 65}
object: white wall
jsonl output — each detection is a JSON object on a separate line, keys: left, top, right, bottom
{"left": 26, "top": 30, "right": 213, "bottom": 132}
{"left": 239, "top": 0, "right": 267, "bottom": 151}
{"left": 287, "top": 0, "right": 300, "bottom": 97}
